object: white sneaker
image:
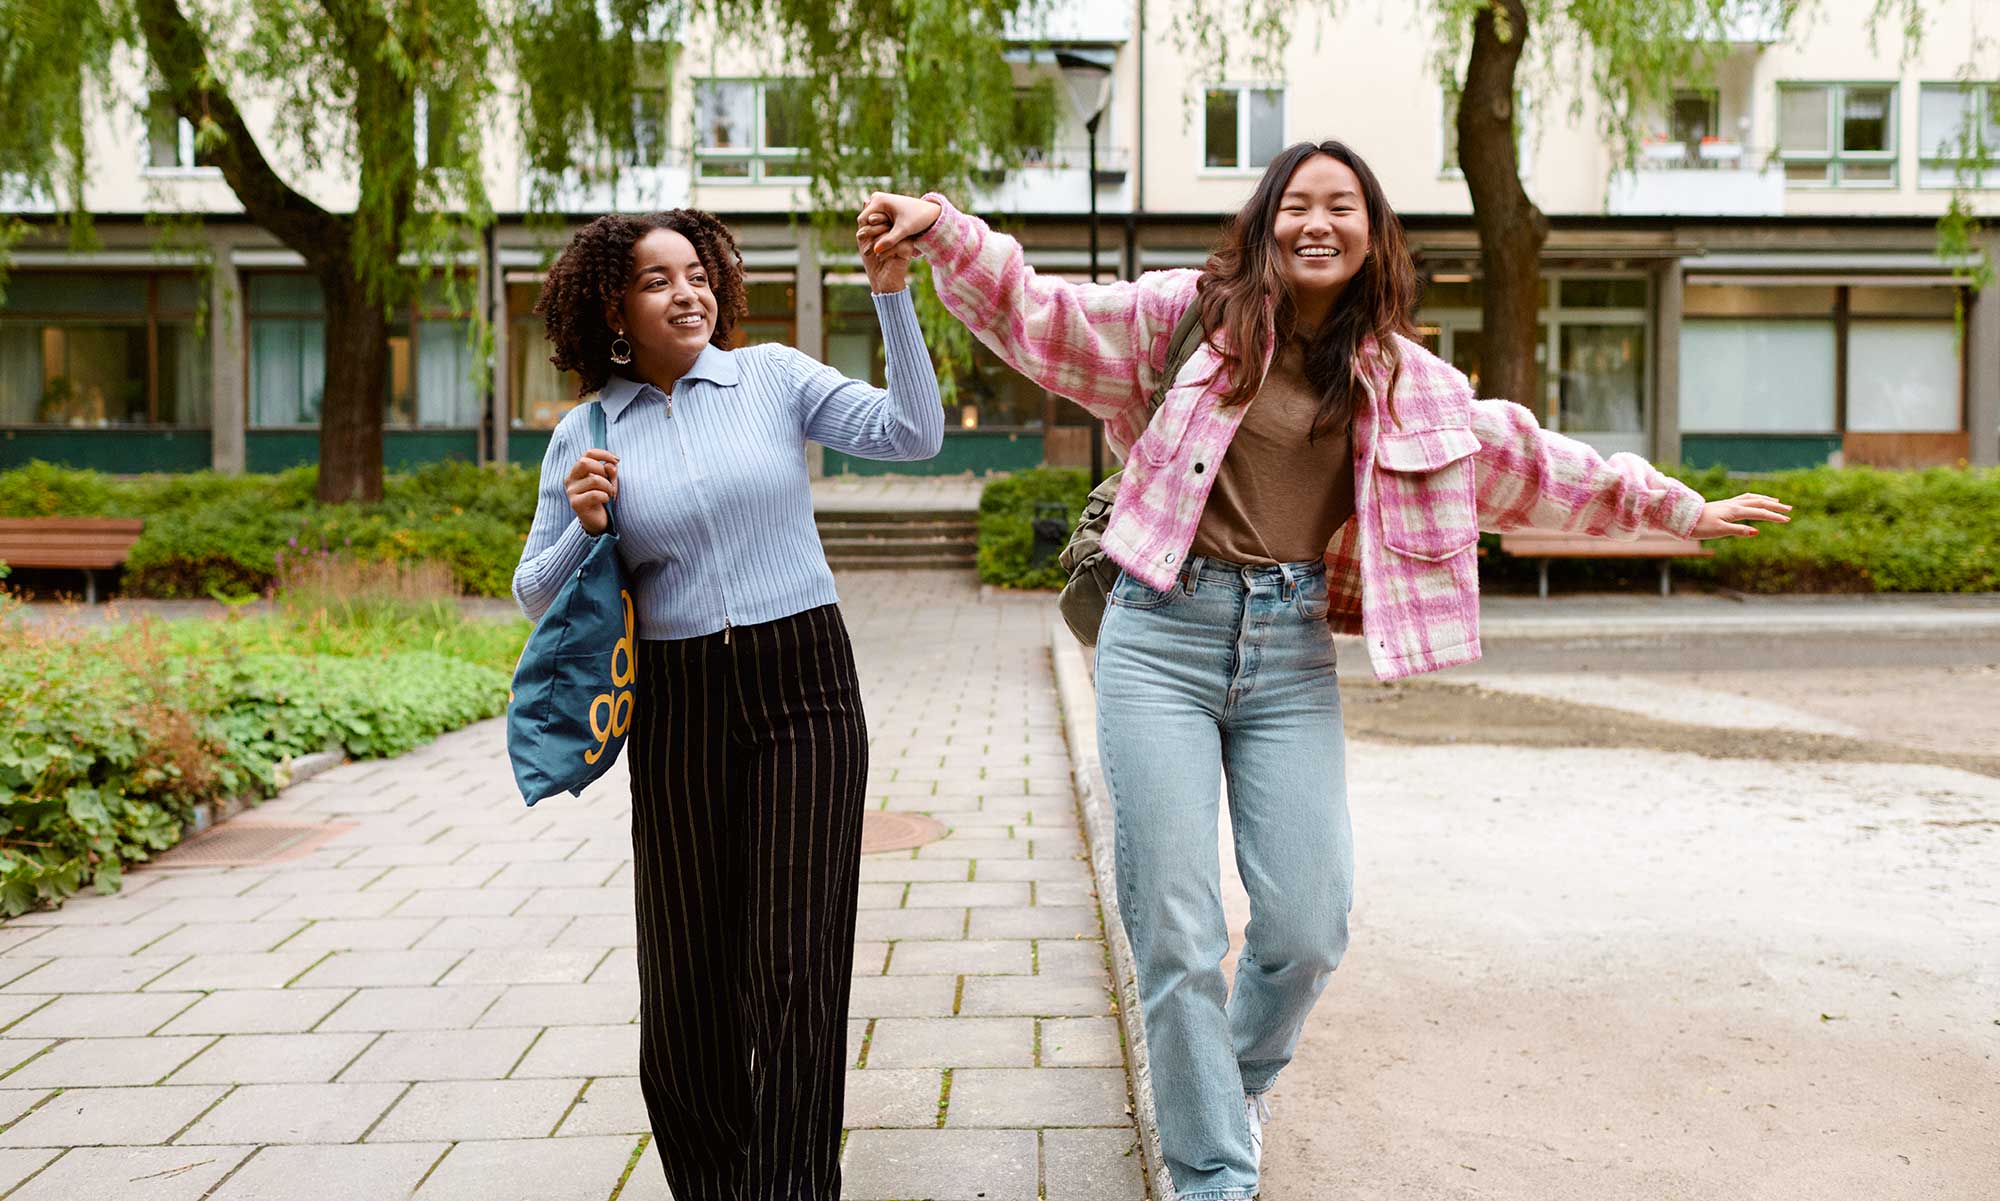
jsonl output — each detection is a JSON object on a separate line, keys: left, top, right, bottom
{"left": 1244, "top": 1092, "right": 1274, "bottom": 1169}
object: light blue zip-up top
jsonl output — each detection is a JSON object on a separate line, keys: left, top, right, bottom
{"left": 511, "top": 287, "right": 944, "bottom": 640}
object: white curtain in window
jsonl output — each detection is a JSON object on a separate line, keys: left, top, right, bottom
{"left": 251, "top": 319, "right": 324, "bottom": 425}
{"left": 1779, "top": 88, "right": 1830, "bottom": 153}
{"left": 1248, "top": 90, "right": 1284, "bottom": 167}
{"left": 0, "top": 326, "right": 42, "bottom": 423}
{"left": 165, "top": 322, "right": 211, "bottom": 427}
{"left": 418, "top": 320, "right": 479, "bottom": 427}
{"left": 1681, "top": 319, "right": 1835, "bottom": 432}
{"left": 1847, "top": 320, "right": 1960, "bottom": 433}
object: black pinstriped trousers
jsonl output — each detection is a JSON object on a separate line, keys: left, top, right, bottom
{"left": 628, "top": 604, "right": 868, "bottom": 1201}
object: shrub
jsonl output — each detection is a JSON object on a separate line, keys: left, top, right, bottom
{"left": 0, "top": 557, "right": 528, "bottom": 913}
{"left": 976, "top": 468, "right": 1092, "bottom": 591}
{"left": 0, "top": 461, "right": 542, "bottom": 600}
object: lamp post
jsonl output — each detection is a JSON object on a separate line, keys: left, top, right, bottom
{"left": 1055, "top": 49, "right": 1115, "bottom": 484}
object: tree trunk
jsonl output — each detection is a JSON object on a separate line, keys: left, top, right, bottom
{"left": 1458, "top": 0, "right": 1550, "bottom": 416}
{"left": 138, "top": 0, "right": 408, "bottom": 504}
{"left": 318, "top": 275, "right": 389, "bottom": 504}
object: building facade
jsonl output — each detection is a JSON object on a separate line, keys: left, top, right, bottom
{"left": 4, "top": 0, "right": 1996, "bottom": 476}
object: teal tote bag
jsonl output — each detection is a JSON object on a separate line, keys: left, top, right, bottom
{"left": 506, "top": 400, "right": 636, "bottom": 806}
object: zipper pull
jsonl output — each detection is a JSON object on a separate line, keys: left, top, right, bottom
{"left": 723, "top": 622, "right": 732, "bottom": 646}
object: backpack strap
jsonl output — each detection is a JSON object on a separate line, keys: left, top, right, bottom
{"left": 1150, "top": 300, "right": 1209, "bottom": 413}
{"left": 588, "top": 400, "right": 617, "bottom": 537}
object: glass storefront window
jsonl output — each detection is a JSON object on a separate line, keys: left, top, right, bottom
{"left": 0, "top": 271, "right": 209, "bottom": 427}
{"left": 249, "top": 272, "right": 479, "bottom": 429}
{"left": 1682, "top": 319, "right": 1837, "bottom": 433}
{"left": 509, "top": 281, "right": 580, "bottom": 430}
{"left": 1848, "top": 321, "right": 1961, "bottom": 432}
{"left": 737, "top": 280, "right": 796, "bottom": 348}
{"left": 1558, "top": 324, "right": 1645, "bottom": 433}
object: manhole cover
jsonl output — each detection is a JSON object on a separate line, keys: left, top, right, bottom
{"left": 145, "top": 821, "right": 356, "bottom": 869}
{"left": 860, "top": 812, "right": 947, "bottom": 854}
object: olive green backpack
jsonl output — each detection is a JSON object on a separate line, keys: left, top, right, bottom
{"left": 1056, "top": 304, "right": 1208, "bottom": 647}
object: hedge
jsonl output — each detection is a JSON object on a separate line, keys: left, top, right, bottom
{"left": 0, "top": 586, "right": 528, "bottom": 914}
{"left": 0, "top": 460, "right": 539, "bottom": 599}
{"left": 978, "top": 464, "right": 2000, "bottom": 594}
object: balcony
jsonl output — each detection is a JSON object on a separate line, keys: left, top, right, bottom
{"left": 1003, "top": 0, "right": 1131, "bottom": 44}
{"left": 516, "top": 158, "right": 692, "bottom": 214}
{"left": 1606, "top": 139, "right": 1784, "bottom": 216}
{"left": 972, "top": 145, "right": 1132, "bottom": 213}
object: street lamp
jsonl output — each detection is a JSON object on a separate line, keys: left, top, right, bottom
{"left": 1055, "top": 48, "right": 1115, "bottom": 483}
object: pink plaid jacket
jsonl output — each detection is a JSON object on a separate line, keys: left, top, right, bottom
{"left": 914, "top": 195, "right": 1706, "bottom": 680}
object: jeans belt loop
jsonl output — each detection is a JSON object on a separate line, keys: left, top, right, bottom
{"left": 1277, "top": 560, "right": 1297, "bottom": 601}
{"left": 1183, "top": 555, "right": 1201, "bottom": 595}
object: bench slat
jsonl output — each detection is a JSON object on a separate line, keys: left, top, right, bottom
{"left": 1500, "top": 532, "right": 1711, "bottom": 560}
{"left": 0, "top": 518, "right": 145, "bottom": 570}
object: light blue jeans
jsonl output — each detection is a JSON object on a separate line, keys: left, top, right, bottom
{"left": 1096, "top": 556, "right": 1353, "bottom": 1201}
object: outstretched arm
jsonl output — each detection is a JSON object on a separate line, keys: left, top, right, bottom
{"left": 1471, "top": 398, "right": 1789, "bottom": 539}
{"left": 859, "top": 191, "right": 1197, "bottom": 454}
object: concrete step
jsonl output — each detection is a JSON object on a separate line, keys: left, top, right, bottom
{"left": 829, "top": 554, "right": 980, "bottom": 571}
{"left": 816, "top": 521, "right": 977, "bottom": 541}
{"left": 813, "top": 508, "right": 977, "bottom": 524}
{"left": 822, "top": 539, "right": 976, "bottom": 560}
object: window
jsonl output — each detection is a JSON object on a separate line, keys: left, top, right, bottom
{"left": 508, "top": 282, "right": 579, "bottom": 431}
{"left": 0, "top": 273, "right": 210, "bottom": 427}
{"left": 249, "top": 273, "right": 477, "bottom": 429}
{"left": 145, "top": 90, "right": 214, "bottom": 172}
{"left": 1778, "top": 83, "right": 1897, "bottom": 186}
{"left": 694, "top": 79, "right": 808, "bottom": 182}
{"left": 626, "top": 43, "right": 674, "bottom": 167}
{"left": 1671, "top": 90, "right": 1719, "bottom": 146}
{"left": 1918, "top": 83, "right": 2000, "bottom": 188}
{"left": 1204, "top": 86, "right": 1283, "bottom": 171}
{"left": 1680, "top": 284, "right": 1965, "bottom": 438}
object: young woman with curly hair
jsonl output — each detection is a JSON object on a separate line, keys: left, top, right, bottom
{"left": 512, "top": 207, "right": 943, "bottom": 1199}
{"left": 859, "top": 144, "right": 1787, "bottom": 1199}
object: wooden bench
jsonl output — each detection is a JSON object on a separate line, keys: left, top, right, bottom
{"left": 0, "top": 517, "right": 146, "bottom": 603}
{"left": 1499, "top": 529, "right": 1713, "bottom": 599}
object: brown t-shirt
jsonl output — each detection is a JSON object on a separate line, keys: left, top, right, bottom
{"left": 1190, "top": 341, "right": 1356, "bottom": 565}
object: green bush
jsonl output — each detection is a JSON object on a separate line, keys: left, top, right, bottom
{"left": 0, "top": 575, "right": 529, "bottom": 914}
{"left": 1669, "top": 464, "right": 1999, "bottom": 593}
{"left": 978, "top": 463, "right": 2000, "bottom": 594}
{"left": 977, "top": 468, "right": 1092, "bottom": 590}
{"left": 0, "top": 460, "right": 541, "bottom": 599}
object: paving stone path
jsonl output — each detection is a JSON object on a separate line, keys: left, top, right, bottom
{"left": 0, "top": 571, "right": 1143, "bottom": 1200}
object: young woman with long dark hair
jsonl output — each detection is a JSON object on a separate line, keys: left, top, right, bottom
{"left": 513, "top": 209, "right": 942, "bottom": 1199}
{"left": 859, "top": 143, "right": 1786, "bottom": 1199}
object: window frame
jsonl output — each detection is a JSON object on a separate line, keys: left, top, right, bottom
{"left": 0, "top": 271, "right": 207, "bottom": 428}
{"left": 1777, "top": 81, "right": 1901, "bottom": 188}
{"left": 141, "top": 89, "right": 221, "bottom": 178}
{"left": 1200, "top": 82, "right": 1286, "bottom": 176}
{"left": 1916, "top": 81, "right": 2000, "bottom": 191}
{"left": 692, "top": 77, "right": 812, "bottom": 184}
{"left": 244, "top": 271, "right": 479, "bottom": 431}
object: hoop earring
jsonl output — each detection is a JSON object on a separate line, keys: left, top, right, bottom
{"left": 609, "top": 334, "right": 633, "bottom": 366}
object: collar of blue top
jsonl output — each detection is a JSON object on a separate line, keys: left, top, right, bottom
{"left": 598, "top": 341, "right": 741, "bottom": 420}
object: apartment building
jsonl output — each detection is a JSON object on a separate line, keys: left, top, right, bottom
{"left": 3, "top": 0, "right": 1996, "bottom": 476}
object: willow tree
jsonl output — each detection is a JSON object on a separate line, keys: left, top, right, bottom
{"left": 0, "top": 0, "right": 1037, "bottom": 502}
{"left": 1177, "top": 0, "right": 1986, "bottom": 413}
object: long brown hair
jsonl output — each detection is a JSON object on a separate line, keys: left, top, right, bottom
{"left": 1193, "top": 140, "right": 1419, "bottom": 437}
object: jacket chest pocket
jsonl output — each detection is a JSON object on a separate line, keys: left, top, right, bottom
{"left": 1133, "top": 384, "right": 1207, "bottom": 468}
{"left": 1372, "top": 426, "right": 1481, "bottom": 562}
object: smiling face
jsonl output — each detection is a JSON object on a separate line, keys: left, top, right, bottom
{"left": 1271, "top": 154, "right": 1372, "bottom": 312}
{"left": 609, "top": 227, "right": 718, "bottom": 365}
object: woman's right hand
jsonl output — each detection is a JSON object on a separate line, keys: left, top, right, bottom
{"left": 566, "top": 449, "right": 619, "bottom": 535}
{"left": 857, "top": 192, "right": 943, "bottom": 256}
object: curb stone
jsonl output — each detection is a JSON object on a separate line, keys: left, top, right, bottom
{"left": 185, "top": 746, "right": 346, "bottom": 834}
{"left": 1049, "top": 628, "right": 1173, "bottom": 1201}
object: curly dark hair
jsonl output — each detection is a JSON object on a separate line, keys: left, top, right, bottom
{"left": 535, "top": 209, "right": 749, "bottom": 397}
